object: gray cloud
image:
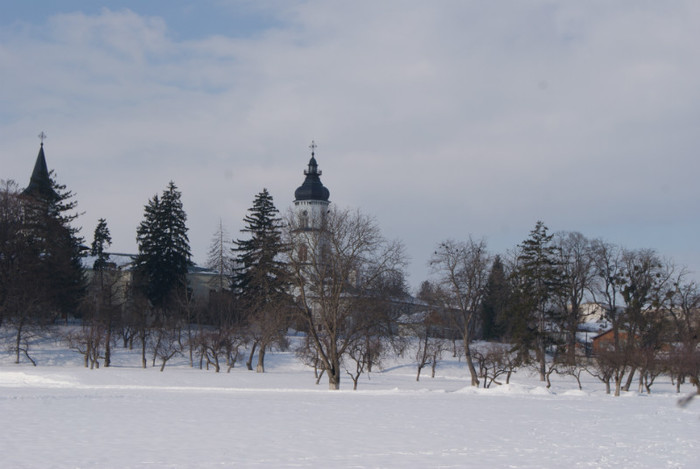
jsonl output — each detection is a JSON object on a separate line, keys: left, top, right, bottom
{"left": 2, "top": 1, "right": 699, "bottom": 288}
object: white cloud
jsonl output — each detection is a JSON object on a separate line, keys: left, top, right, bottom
{"left": 2, "top": 1, "right": 700, "bottom": 287}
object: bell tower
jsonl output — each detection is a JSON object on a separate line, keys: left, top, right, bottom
{"left": 293, "top": 140, "right": 330, "bottom": 230}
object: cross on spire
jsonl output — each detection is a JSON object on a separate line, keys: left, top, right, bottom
{"left": 309, "top": 140, "right": 317, "bottom": 156}
{"left": 38, "top": 131, "right": 47, "bottom": 146}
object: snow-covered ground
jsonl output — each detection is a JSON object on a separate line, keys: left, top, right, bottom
{"left": 1, "top": 333, "right": 698, "bottom": 468}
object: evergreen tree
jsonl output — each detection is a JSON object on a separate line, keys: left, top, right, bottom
{"left": 233, "top": 189, "right": 288, "bottom": 299}
{"left": 4, "top": 167, "right": 85, "bottom": 363}
{"left": 206, "top": 219, "right": 234, "bottom": 292}
{"left": 135, "top": 182, "right": 191, "bottom": 311}
{"left": 233, "top": 188, "right": 290, "bottom": 372}
{"left": 512, "top": 221, "right": 563, "bottom": 380}
{"left": 480, "top": 255, "right": 510, "bottom": 340}
{"left": 91, "top": 218, "right": 112, "bottom": 271}
{"left": 21, "top": 171, "right": 86, "bottom": 318}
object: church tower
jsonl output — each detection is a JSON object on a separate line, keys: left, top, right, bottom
{"left": 22, "top": 132, "right": 57, "bottom": 202}
{"left": 293, "top": 141, "right": 330, "bottom": 230}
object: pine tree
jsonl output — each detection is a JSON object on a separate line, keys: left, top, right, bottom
{"left": 513, "top": 221, "right": 563, "bottom": 380}
{"left": 82, "top": 218, "right": 118, "bottom": 369}
{"left": 22, "top": 171, "right": 86, "bottom": 318}
{"left": 91, "top": 218, "right": 112, "bottom": 271}
{"left": 135, "top": 182, "right": 192, "bottom": 311}
{"left": 233, "top": 189, "right": 288, "bottom": 299}
{"left": 233, "top": 188, "right": 290, "bottom": 372}
{"left": 480, "top": 255, "right": 510, "bottom": 340}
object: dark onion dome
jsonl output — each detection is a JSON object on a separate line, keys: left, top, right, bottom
{"left": 22, "top": 143, "right": 58, "bottom": 201}
{"left": 294, "top": 154, "right": 330, "bottom": 202}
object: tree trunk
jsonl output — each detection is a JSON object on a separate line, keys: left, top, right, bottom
{"left": 14, "top": 318, "right": 25, "bottom": 364}
{"left": 537, "top": 341, "right": 546, "bottom": 382}
{"left": 365, "top": 336, "right": 372, "bottom": 373}
{"left": 623, "top": 367, "right": 636, "bottom": 392}
{"left": 104, "top": 327, "right": 112, "bottom": 368}
{"left": 567, "top": 331, "right": 577, "bottom": 365}
{"left": 256, "top": 344, "right": 266, "bottom": 373}
{"left": 140, "top": 328, "right": 147, "bottom": 369}
{"left": 614, "top": 374, "right": 622, "bottom": 397}
{"left": 84, "top": 341, "right": 90, "bottom": 368}
{"left": 187, "top": 325, "right": 194, "bottom": 368}
{"left": 246, "top": 341, "right": 258, "bottom": 371}
{"left": 464, "top": 341, "right": 480, "bottom": 386}
{"left": 328, "top": 359, "right": 341, "bottom": 390}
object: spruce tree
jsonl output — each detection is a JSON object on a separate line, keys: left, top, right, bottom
{"left": 233, "top": 188, "right": 290, "bottom": 372}
{"left": 233, "top": 189, "right": 288, "bottom": 299}
{"left": 91, "top": 218, "right": 112, "bottom": 271}
{"left": 480, "top": 255, "right": 510, "bottom": 340}
{"left": 22, "top": 171, "right": 86, "bottom": 318}
{"left": 513, "top": 221, "right": 563, "bottom": 380}
{"left": 87, "top": 217, "right": 116, "bottom": 367}
{"left": 135, "top": 182, "right": 191, "bottom": 311}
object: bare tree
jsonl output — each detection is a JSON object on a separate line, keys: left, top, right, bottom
{"left": 65, "top": 324, "right": 103, "bottom": 369}
{"left": 586, "top": 351, "right": 616, "bottom": 394}
{"left": 412, "top": 310, "right": 446, "bottom": 381}
{"left": 206, "top": 219, "right": 235, "bottom": 292}
{"left": 1, "top": 180, "right": 53, "bottom": 365}
{"left": 295, "top": 334, "right": 327, "bottom": 384}
{"left": 0, "top": 180, "right": 23, "bottom": 328}
{"left": 619, "top": 249, "right": 673, "bottom": 392}
{"left": 344, "top": 339, "right": 375, "bottom": 390}
{"left": 286, "top": 206, "right": 406, "bottom": 390}
{"left": 659, "top": 271, "right": 700, "bottom": 394}
{"left": 191, "top": 326, "right": 246, "bottom": 373}
{"left": 552, "top": 231, "right": 596, "bottom": 364}
{"left": 149, "top": 321, "right": 183, "bottom": 372}
{"left": 430, "top": 238, "right": 490, "bottom": 387}
{"left": 473, "top": 344, "right": 520, "bottom": 388}
{"left": 589, "top": 240, "right": 629, "bottom": 396}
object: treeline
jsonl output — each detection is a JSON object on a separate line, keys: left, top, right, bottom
{"left": 423, "top": 222, "right": 700, "bottom": 396}
{"left": 1, "top": 174, "right": 699, "bottom": 394}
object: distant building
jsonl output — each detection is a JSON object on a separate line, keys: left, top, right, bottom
{"left": 291, "top": 141, "right": 331, "bottom": 264}
{"left": 293, "top": 140, "right": 330, "bottom": 227}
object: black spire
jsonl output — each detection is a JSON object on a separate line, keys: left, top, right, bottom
{"left": 22, "top": 136, "right": 57, "bottom": 201}
{"left": 294, "top": 141, "right": 330, "bottom": 202}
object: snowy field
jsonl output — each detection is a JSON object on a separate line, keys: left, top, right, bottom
{"left": 1, "top": 333, "right": 698, "bottom": 468}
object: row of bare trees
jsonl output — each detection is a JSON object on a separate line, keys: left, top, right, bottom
{"left": 421, "top": 222, "right": 700, "bottom": 395}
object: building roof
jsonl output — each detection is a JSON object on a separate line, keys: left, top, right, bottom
{"left": 294, "top": 149, "right": 330, "bottom": 202}
{"left": 22, "top": 143, "right": 57, "bottom": 200}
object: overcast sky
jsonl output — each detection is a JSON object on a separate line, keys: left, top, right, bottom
{"left": 2, "top": 1, "right": 699, "bottom": 290}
